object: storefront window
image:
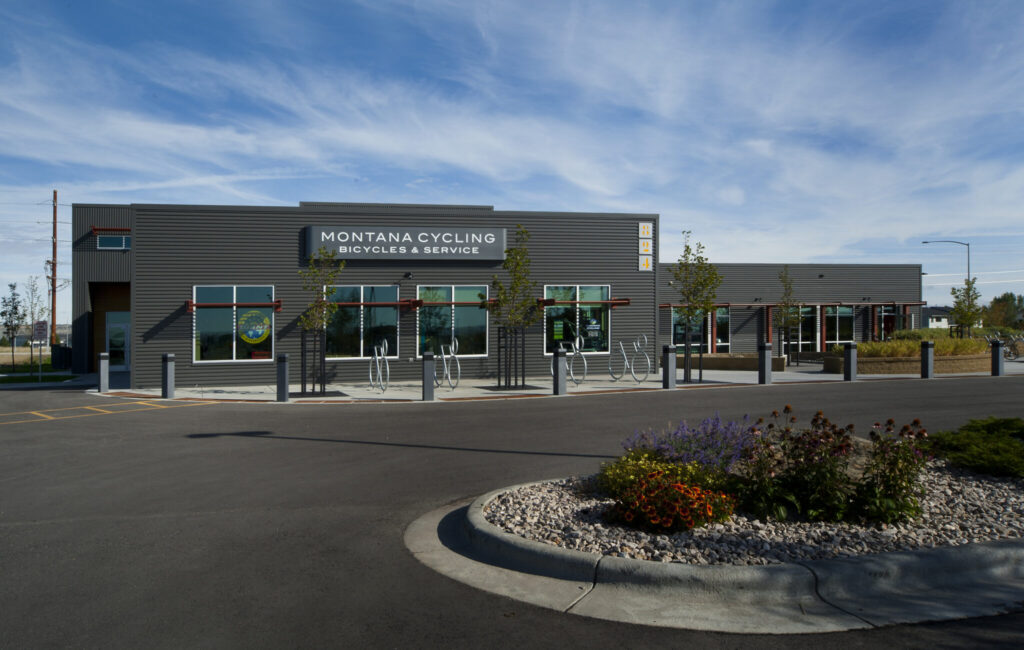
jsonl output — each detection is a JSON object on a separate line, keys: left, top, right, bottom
{"left": 417, "top": 285, "right": 488, "bottom": 356}
{"left": 826, "top": 306, "right": 855, "bottom": 345}
{"left": 544, "top": 285, "right": 610, "bottom": 353}
{"left": 672, "top": 307, "right": 729, "bottom": 352}
{"left": 326, "top": 285, "right": 399, "bottom": 358}
{"left": 193, "top": 285, "right": 274, "bottom": 362}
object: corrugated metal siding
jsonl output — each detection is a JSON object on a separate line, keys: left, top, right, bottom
{"left": 129, "top": 204, "right": 659, "bottom": 388}
{"left": 656, "top": 262, "right": 923, "bottom": 354}
{"left": 71, "top": 205, "right": 133, "bottom": 373}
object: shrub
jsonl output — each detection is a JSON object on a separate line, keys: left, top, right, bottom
{"left": 925, "top": 417, "right": 1024, "bottom": 478}
{"left": 596, "top": 449, "right": 707, "bottom": 500}
{"left": 853, "top": 419, "right": 931, "bottom": 523}
{"left": 892, "top": 328, "right": 951, "bottom": 341}
{"left": 831, "top": 338, "right": 987, "bottom": 358}
{"left": 611, "top": 470, "right": 735, "bottom": 532}
{"left": 622, "top": 415, "right": 757, "bottom": 491}
{"left": 780, "top": 411, "right": 855, "bottom": 521}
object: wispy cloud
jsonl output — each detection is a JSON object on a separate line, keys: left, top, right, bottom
{"left": 1, "top": 0, "right": 1023, "bottom": 320}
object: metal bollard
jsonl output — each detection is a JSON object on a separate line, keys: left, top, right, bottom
{"left": 422, "top": 351, "right": 435, "bottom": 401}
{"left": 553, "top": 348, "right": 567, "bottom": 395}
{"left": 992, "top": 341, "right": 1005, "bottom": 377}
{"left": 662, "top": 345, "right": 677, "bottom": 389}
{"left": 921, "top": 341, "right": 934, "bottom": 379}
{"left": 758, "top": 343, "right": 772, "bottom": 385}
{"left": 844, "top": 343, "right": 858, "bottom": 381}
{"left": 161, "top": 353, "right": 175, "bottom": 399}
{"left": 276, "top": 354, "right": 289, "bottom": 402}
{"left": 98, "top": 352, "right": 109, "bottom": 393}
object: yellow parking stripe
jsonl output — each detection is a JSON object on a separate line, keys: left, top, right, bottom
{"left": 0, "top": 401, "right": 218, "bottom": 426}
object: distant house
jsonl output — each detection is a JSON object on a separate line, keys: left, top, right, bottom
{"left": 923, "top": 306, "right": 951, "bottom": 329}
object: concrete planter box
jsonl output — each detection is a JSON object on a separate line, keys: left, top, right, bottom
{"left": 678, "top": 353, "right": 786, "bottom": 372}
{"left": 823, "top": 354, "right": 989, "bottom": 375}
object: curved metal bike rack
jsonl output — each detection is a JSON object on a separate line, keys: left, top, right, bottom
{"left": 608, "top": 334, "right": 651, "bottom": 383}
{"left": 433, "top": 338, "right": 462, "bottom": 389}
{"left": 369, "top": 339, "right": 390, "bottom": 392}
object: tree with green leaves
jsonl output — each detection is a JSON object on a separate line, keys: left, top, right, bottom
{"left": 950, "top": 277, "right": 984, "bottom": 337}
{"left": 671, "top": 231, "right": 722, "bottom": 382}
{"left": 485, "top": 224, "right": 539, "bottom": 387}
{"left": 298, "top": 246, "right": 346, "bottom": 392}
{"left": 985, "top": 292, "right": 1024, "bottom": 330}
{"left": 1, "top": 282, "right": 26, "bottom": 371}
{"left": 486, "top": 224, "right": 539, "bottom": 329}
{"left": 773, "top": 265, "right": 802, "bottom": 359}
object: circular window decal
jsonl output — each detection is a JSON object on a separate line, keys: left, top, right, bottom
{"left": 238, "top": 310, "right": 271, "bottom": 344}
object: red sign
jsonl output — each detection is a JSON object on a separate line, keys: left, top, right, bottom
{"left": 33, "top": 320, "right": 48, "bottom": 343}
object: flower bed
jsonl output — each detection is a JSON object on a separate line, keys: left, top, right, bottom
{"left": 823, "top": 354, "right": 989, "bottom": 374}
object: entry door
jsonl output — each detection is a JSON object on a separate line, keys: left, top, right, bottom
{"left": 106, "top": 323, "right": 129, "bottom": 371}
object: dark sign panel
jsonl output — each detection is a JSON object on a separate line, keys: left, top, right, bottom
{"left": 306, "top": 226, "right": 506, "bottom": 260}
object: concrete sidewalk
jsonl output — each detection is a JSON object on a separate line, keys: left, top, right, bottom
{"left": 91, "top": 358, "right": 1024, "bottom": 402}
{"left": 405, "top": 484, "right": 1024, "bottom": 634}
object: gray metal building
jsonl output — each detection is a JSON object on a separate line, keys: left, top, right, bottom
{"left": 72, "top": 201, "right": 922, "bottom": 389}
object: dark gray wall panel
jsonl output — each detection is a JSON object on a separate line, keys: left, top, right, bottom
{"left": 130, "top": 204, "right": 658, "bottom": 388}
{"left": 71, "top": 205, "right": 132, "bottom": 373}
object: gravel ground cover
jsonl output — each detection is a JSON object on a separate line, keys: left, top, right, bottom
{"left": 484, "top": 461, "right": 1024, "bottom": 565}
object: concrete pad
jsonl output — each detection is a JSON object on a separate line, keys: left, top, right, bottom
{"left": 572, "top": 555, "right": 868, "bottom": 633}
{"left": 404, "top": 500, "right": 596, "bottom": 613}
{"left": 803, "top": 538, "right": 1024, "bottom": 627}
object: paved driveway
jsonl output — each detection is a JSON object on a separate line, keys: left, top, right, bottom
{"left": 2, "top": 377, "right": 1023, "bottom": 648}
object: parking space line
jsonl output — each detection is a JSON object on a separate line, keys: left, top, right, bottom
{"left": 0, "top": 401, "right": 219, "bottom": 427}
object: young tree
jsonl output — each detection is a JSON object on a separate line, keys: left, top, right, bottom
{"left": 949, "top": 278, "right": 984, "bottom": 337}
{"left": 298, "top": 246, "right": 346, "bottom": 392}
{"left": 773, "top": 265, "right": 802, "bottom": 360}
{"left": 671, "top": 231, "right": 722, "bottom": 382}
{"left": 485, "top": 224, "right": 539, "bottom": 387}
{"left": 1, "top": 283, "right": 26, "bottom": 371}
{"left": 24, "top": 276, "right": 44, "bottom": 366}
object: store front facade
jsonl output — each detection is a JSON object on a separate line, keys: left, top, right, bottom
{"left": 72, "top": 201, "right": 923, "bottom": 389}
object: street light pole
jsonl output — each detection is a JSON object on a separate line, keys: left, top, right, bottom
{"left": 922, "top": 240, "right": 970, "bottom": 282}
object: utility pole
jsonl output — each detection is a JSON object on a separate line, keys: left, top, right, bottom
{"left": 51, "top": 189, "right": 57, "bottom": 345}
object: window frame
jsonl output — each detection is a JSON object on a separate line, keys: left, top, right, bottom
{"left": 324, "top": 285, "right": 401, "bottom": 360}
{"left": 542, "top": 284, "right": 612, "bottom": 356}
{"left": 96, "top": 235, "right": 131, "bottom": 250}
{"left": 415, "top": 284, "right": 489, "bottom": 358}
{"left": 192, "top": 285, "right": 275, "bottom": 364}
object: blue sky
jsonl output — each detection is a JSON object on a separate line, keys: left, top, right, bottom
{"left": 2, "top": 0, "right": 1023, "bottom": 323}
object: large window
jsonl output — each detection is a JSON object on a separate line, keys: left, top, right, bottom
{"left": 417, "top": 285, "right": 488, "bottom": 356}
{"left": 193, "top": 285, "right": 274, "bottom": 362}
{"left": 672, "top": 307, "right": 729, "bottom": 352}
{"left": 779, "top": 306, "right": 818, "bottom": 353}
{"left": 544, "top": 285, "right": 610, "bottom": 353}
{"left": 326, "top": 285, "right": 399, "bottom": 358}
{"left": 825, "top": 306, "right": 855, "bottom": 346}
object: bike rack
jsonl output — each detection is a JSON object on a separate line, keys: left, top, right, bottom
{"left": 608, "top": 334, "right": 651, "bottom": 383}
{"left": 550, "top": 325, "right": 587, "bottom": 384}
{"left": 369, "top": 339, "right": 390, "bottom": 392}
{"left": 434, "top": 338, "right": 461, "bottom": 389}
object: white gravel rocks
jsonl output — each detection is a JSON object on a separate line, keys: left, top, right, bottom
{"left": 483, "top": 461, "right": 1024, "bottom": 565}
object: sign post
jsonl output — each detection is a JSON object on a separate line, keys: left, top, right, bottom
{"left": 33, "top": 321, "right": 47, "bottom": 381}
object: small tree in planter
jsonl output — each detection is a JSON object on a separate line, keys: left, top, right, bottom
{"left": 671, "top": 232, "right": 722, "bottom": 383}
{"left": 298, "top": 246, "right": 345, "bottom": 394}
{"left": 485, "top": 224, "right": 539, "bottom": 388}
{"left": 773, "top": 266, "right": 802, "bottom": 364}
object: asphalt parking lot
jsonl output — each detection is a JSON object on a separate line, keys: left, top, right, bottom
{"left": 2, "top": 376, "right": 1023, "bottom": 648}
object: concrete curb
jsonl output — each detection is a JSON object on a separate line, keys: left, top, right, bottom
{"left": 455, "top": 481, "right": 1024, "bottom": 633}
